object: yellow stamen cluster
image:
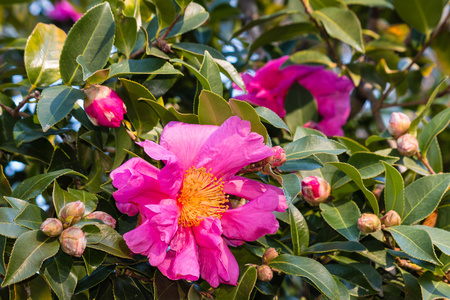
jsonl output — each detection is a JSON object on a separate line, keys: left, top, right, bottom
{"left": 177, "top": 167, "right": 229, "bottom": 227}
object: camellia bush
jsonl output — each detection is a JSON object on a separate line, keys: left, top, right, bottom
{"left": 0, "top": 0, "right": 449, "bottom": 299}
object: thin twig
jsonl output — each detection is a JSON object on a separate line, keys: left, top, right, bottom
{"left": 417, "top": 152, "right": 436, "bottom": 175}
{"left": 0, "top": 102, "right": 30, "bottom": 118}
{"left": 130, "top": 48, "right": 145, "bottom": 59}
{"left": 395, "top": 257, "right": 423, "bottom": 273}
{"left": 13, "top": 90, "right": 40, "bottom": 117}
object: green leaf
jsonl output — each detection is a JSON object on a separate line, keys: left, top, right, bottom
{"left": 82, "top": 248, "right": 106, "bottom": 276}
{"left": 419, "top": 272, "right": 450, "bottom": 300}
{"left": 40, "top": 251, "right": 78, "bottom": 300}
{"left": 284, "top": 135, "right": 347, "bottom": 160}
{"left": 74, "top": 265, "right": 115, "bottom": 294}
{"left": 402, "top": 173, "right": 450, "bottom": 225}
{"left": 151, "top": 0, "right": 176, "bottom": 32}
{"left": 386, "top": 226, "right": 441, "bottom": 265}
{"left": 392, "top": 0, "right": 445, "bottom": 34}
{"left": 255, "top": 106, "right": 290, "bottom": 133}
{"left": 418, "top": 107, "right": 450, "bottom": 156}
{"left": 170, "top": 58, "right": 211, "bottom": 90}
{"left": 341, "top": 0, "right": 393, "bottom": 8}
{"left": 284, "top": 83, "right": 318, "bottom": 132}
{"left": 52, "top": 181, "right": 98, "bottom": 217}
{"left": 279, "top": 157, "right": 323, "bottom": 172}
{"left": 114, "top": 17, "right": 138, "bottom": 59}
{"left": 37, "top": 86, "right": 85, "bottom": 132}
{"left": 198, "top": 90, "right": 233, "bottom": 125}
{"left": 269, "top": 255, "right": 340, "bottom": 300}
{"left": 11, "top": 169, "right": 85, "bottom": 200}
{"left": 281, "top": 173, "right": 301, "bottom": 205}
{"left": 175, "top": 0, "right": 193, "bottom": 9}
{"left": 289, "top": 204, "right": 309, "bottom": 255}
{"left": 144, "top": 100, "right": 179, "bottom": 126}
{"left": 215, "top": 266, "right": 257, "bottom": 300}
{"left": 112, "top": 126, "right": 132, "bottom": 170}
{"left": 336, "top": 137, "right": 370, "bottom": 155}
{"left": 327, "top": 162, "right": 379, "bottom": 215}
{"left": 0, "top": 236, "right": 5, "bottom": 275}
{"left": 0, "top": 165, "right": 12, "bottom": 197}
{"left": 60, "top": 2, "right": 115, "bottom": 85}
{"left": 229, "top": 99, "right": 268, "bottom": 143}
{"left": 282, "top": 50, "right": 337, "bottom": 68}
{"left": 108, "top": 59, "right": 182, "bottom": 78}
{"left": 2, "top": 230, "right": 59, "bottom": 286}
{"left": 312, "top": 7, "right": 364, "bottom": 52}
{"left": 25, "top": 23, "right": 66, "bottom": 88}
{"left": 87, "top": 225, "right": 132, "bottom": 259}
{"left": 305, "top": 241, "right": 366, "bottom": 253}
{"left": 334, "top": 277, "right": 351, "bottom": 300}
{"left": 112, "top": 275, "right": 144, "bottom": 299}
{"left": 326, "top": 264, "right": 380, "bottom": 295}
{"left": 320, "top": 200, "right": 361, "bottom": 242}
{"left": 157, "top": 3, "right": 208, "bottom": 39}
{"left": 400, "top": 268, "right": 422, "bottom": 300}
{"left": 0, "top": 207, "right": 30, "bottom": 238}
{"left": 14, "top": 204, "right": 47, "bottom": 230}
{"left": 13, "top": 117, "right": 70, "bottom": 146}
{"left": 199, "top": 51, "right": 223, "bottom": 97}
{"left": 382, "top": 162, "right": 405, "bottom": 216}
{"left": 414, "top": 225, "right": 450, "bottom": 256}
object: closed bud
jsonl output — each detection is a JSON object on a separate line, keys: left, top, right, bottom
{"left": 257, "top": 265, "right": 273, "bottom": 282}
{"left": 59, "top": 201, "right": 85, "bottom": 227}
{"left": 116, "top": 202, "right": 139, "bottom": 216}
{"left": 301, "top": 176, "right": 331, "bottom": 206}
{"left": 380, "top": 210, "right": 401, "bottom": 227}
{"left": 86, "top": 211, "right": 116, "bottom": 228}
{"left": 59, "top": 227, "right": 87, "bottom": 257}
{"left": 397, "top": 134, "right": 418, "bottom": 157}
{"left": 84, "top": 85, "right": 127, "bottom": 128}
{"left": 357, "top": 213, "right": 381, "bottom": 233}
{"left": 388, "top": 112, "right": 411, "bottom": 139}
{"left": 40, "top": 218, "right": 63, "bottom": 237}
{"left": 262, "top": 248, "right": 279, "bottom": 264}
{"left": 265, "top": 146, "right": 286, "bottom": 167}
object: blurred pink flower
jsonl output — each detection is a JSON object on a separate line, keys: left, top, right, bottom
{"left": 234, "top": 56, "right": 354, "bottom": 136}
{"left": 48, "top": 0, "right": 83, "bottom": 23}
{"left": 110, "top": 116, "right": 287, "bottom": 287}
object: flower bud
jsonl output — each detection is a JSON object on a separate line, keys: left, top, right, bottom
{"left": 59, "top": 227, "right": 87, "bottom": 257}
{"left": 86, "top": 211, "right": 116, "bottom": 228}
{"left": 116, "top": 202, "right": 139, "bottom": 216}
{"left": 388, "top": 112, "right": 411, "bottom": 139}
{"left": 40, "top": 218, "right": 63, "bottom": 237}
{"left": 380, "top": 210, "right": 401, "bottom": 227}
{"left": 265, "top": 146, "right": 286, "bottom": 168}
{"left": 357, "top": 213, "right": 381, "bottom": 234}
{"left": 84, "top": 85, "right": 127, "bottom": 128}
{"left": 262, "top": 248, "right": 279, "bottom": 264}
{"left": 301, "top": 176, "right": 331, "bottom": 206}
{"left": 257, "top": 265, "right": 273, "bottom": 282}
{"left": 59, "top": 201, "right": 85, "bottom": 227}
{"left": 397, "top": 134, "right": 419, "bottom": 157}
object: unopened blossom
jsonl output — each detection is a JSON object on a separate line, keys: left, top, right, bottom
{"left": 257, "top": 265, "right": 273, "bottom": 282}
{"left": 388, "top": 112, "right": 411, "bottom": 139}
{"left": 84, "top": 85, "right": 127, "bottom": 128}
{"left": 40, "top": 218, "right": 63, "bottom": 237}
{"left": 47, "top": 0, "right": 82, "bottom": 23}
{"left": 397, "top": 134, "right": 419, "bottom": 157}
{"left": 86, "top": 211, "right": 116, "bottom": 228}
{"left": 234, "top": 56, "right": 354, "bottom": 136}
{"left": 262, "top": 248, "right": 279, "bottom": 264}
{"left": 110, "top": 116, "right": 287, "bottom": 287}
{"left": 59, "top": 227, "right": 87, "bottom": 257}
{"left": 264, "top": 146, "right": 286, "bottom": 168}
{"left": 380, "top": 210, "right": 401, "bottom": 227}
{"left": 301, "top": 176, "right": 331, "bottom": 206}
{"left": 59, "top": 201, "right": 85, "bottom": 227}
{"left": 357, "top": 213, "right": 381, "bottom": 233}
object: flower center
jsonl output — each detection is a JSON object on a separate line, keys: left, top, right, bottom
{"left": 177, "top": 167, "right": 228, "bottom": 227}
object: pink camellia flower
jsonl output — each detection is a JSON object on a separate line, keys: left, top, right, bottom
{"left": 301, "top": 176, "right": 331, "bottom": 206}
{"left": 234, "top": 56, "right": 354, "bottom": 136}
{"left": 86, "top": 211, "right": 117, "bottom": 228}
{"left": 84, "top": 85, "right": 127, "bottom": 128}
{"left": 110, "top": 116, "right": 287, "bottom": 287}
{"left": 48, "top": 0, "right": 83, "bottom": 23}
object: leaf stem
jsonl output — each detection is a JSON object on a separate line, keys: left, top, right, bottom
{"left": 416, "top": 152, "right": 436, "bottom": 175}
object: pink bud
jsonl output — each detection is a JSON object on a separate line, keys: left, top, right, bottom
{"left": 59, "top": 227, "right": 87, "bottom": 257}
{"left": 265, "top": 146, "right": 286, "bottom": 167}
{"left": 357, "top": 213, "right": 381, "bottom": 233}
{"left": 84, "top": 85, "right": 127, "bottom": 128}
{"left": 301, "top": 176, "right": 331, "bottom": 206}
{"left": 388, "top": 112, "right": 411, "bottom": 139}
{"left": 257, "top": 265, "right": 273, "bottom": 282}
{"left": 262, "top": 248, "right": 279, "bottom": 264}
{"left": 86, "top": 211, "right": 116, "bottom": 228}
{"left": 40, "top": 218, "right": 63, "bottom": 237}
{"left": 380, "top": 210, "right": 401, "bottom": 227}
{"left": 116, "top": 202, "right": 139, "bottom": 216}
{"left": 397, "top": 134, "right": 418, "bottom": 157}
{"left": 59, "top": 201, "right": 85, "bottom": 227}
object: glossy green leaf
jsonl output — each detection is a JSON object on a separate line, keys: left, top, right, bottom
{"left": 305, "top": 241, "right": 366, "bottom": 253}
{"left": 312, "top": 7, "right": 364, "bottom": 52}
{"left": 108, "top": 59, "right": 182, "bottom": 79}
{"left": 144, "top": 100, "right": 179, "bottom": 126}
{"left": 386, "top": 226, "right": 440, "bottom": 265}
{"left": 327, "top": 162, "right": 379, "bottom": 215}
{"left": 0, "top": 165, "right": 12, "bottom": 197}
{"left": 282, "top": 50, "right": 337, "bottom": 68}
{"left": 83, "top": 149, "right": 113, "bottom": 194}
{"left": 418, "top": 107, "right": 450, "bottom": 156}
{"left": 37, "top": 86, "right": 85, "bottom": 132}
{"left": 279, "top": 157, "right": 323, "bottom": 172}
{"left": 168, "top": 107, "right": 198, "bottom": 124}
{"left": 87, "top": 225, "right": 132, "bottom": 259}
{"left": 0, "top": 236, "right": 5, "bottom": 275}
{"left": 2, "top": 230, "right": 59, "bottom": 286}
{"left": 0, "top": 207, "right": 30, "bottom": 238}
{"left": 229, "top": 99, "right": 268, "bottom": 143}
{"left": 82, "top": 248, "right": 106, "bottom": 276}
{"left": 334, "top": 277, "right": 351, "bottom": 300}
{"left": 14, "top": 204, "right": 47, "bottom": 230}
{"left": 320, "top": 200, "right": 361, "bottom": 242}
{"left": 419, "top": 271, "right": 450, "bottom": 300}
{"left": 336, "top": 137, "right": 370, "bottom": 155}
{"left": 342, "top": 0, "right": 393, "bottom": 8}
{"left": 52, "top": 181, "right": 98, "bottom": 217}
{"left": 175, "top": 0, "right": 193, "bottom": 9}
{"left": 255, "top": 106, "right": 290, "bottom": 133}
{"left": 269, "top": 255, "right": 340, "bottom": 300}
{"left": 170, "top": 58, "right": 211, "bottom": 90}
{"left": 215, "top": 266, "right": 257, "bottom": 300}
{"left": 112, "top": 275, "right": 144, "bottom": 299}
{"left": 402, "top": 173, "right": 450, "bottom": 225}
{"left": 74, "top": 265, "right": 115, "bottom": 294}
{"left": 198, "top": 90, "right": 233, "bottom": 125}
{"left": 382, "top": 162, "right": 404, "bottom": 216}
{"left": 40, "top": 251, "right": 78, "bottom": 300}
{"left": 158, "top": 3, "right": 208, "bottom": 39}
{"left": 284, "top": 135, "right": 347, "bottom": 160}
{"left": 112, "top": 126, "right": 132, "bottom": 170}
{"left": 60, "top": 2, "right": 115, "bottom": 85}
{"left": 392, "top": 0, "right": 445, "bottom": 34}
{"left": 281, "top": 173, "right": 301, "bottom": 205}
{"left": 25, "top": 23, "right": 66, "bottom": 88}
{"left": 284, "top": 82, "right": 318, "bottom": 132}
{"left": 199, "top": 51, "right": 223, "bottom": 97}
{"left": 289, "top": 204, "right": 309, "bottom": 255}
{"left": 414, "top": 225, "right": 450, "bottom": 256}
{"left": 151, "top": 0, "right": 176, "bottom": 32}
{"left": 399, "top": 268, "right": 422, "bottom": 300}
{"left": 114, "top": 17, "right": 138, "bottom": 59}
{"left": 13, "top": 117, "right": 70, "bottom": 146}
{"left": 327, "top": 264, "right": 379, "bottom": 296}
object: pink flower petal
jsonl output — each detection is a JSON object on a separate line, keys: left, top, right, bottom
{"left": 48, "top": 0, "right": 82, "bottom": 22}
{"left": 224, "top": 176, "right": 287, "bottom": 212}
{"left": 195, "top": 116, "right": 273, "bottom": 180}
